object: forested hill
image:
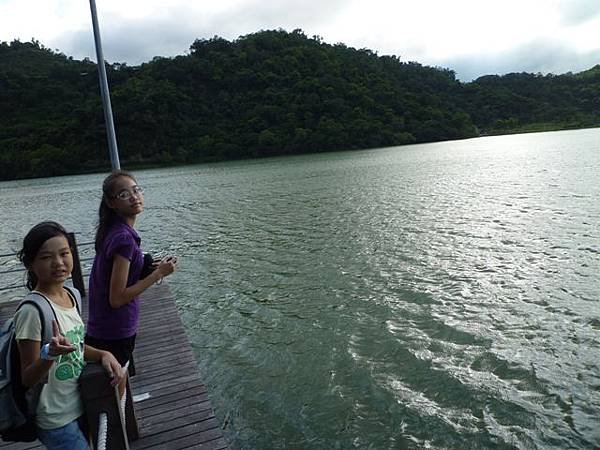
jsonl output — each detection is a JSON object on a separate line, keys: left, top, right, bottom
{"left": 1, "top": 30, "right": 599, "bottom": 181}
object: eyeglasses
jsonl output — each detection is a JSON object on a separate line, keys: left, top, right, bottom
{"left": 113, "top": 186, "right": 144, "bottom": 201}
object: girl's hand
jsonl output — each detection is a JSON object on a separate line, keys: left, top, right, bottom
{"left": 100, "top": 351, "right": 126, "bottom": 387}
{"left": 157, "top": 256, "right": 177, "bottom": 277}
{"left": 48, "top": 320, "right": 76, "bottom": 357}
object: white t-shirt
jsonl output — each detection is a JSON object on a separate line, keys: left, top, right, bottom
{"left": 14, "top": 296, "right": 85, "bottom": 430}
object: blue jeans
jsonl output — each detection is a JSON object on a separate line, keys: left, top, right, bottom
{"left": 37, "top": 419, "right": 89, "bottom": 450}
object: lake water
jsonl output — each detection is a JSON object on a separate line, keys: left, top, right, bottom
{"left": 1, "top": 128, "right": 599, "bottom": 449}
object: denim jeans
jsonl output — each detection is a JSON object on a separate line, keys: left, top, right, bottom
{"left": 37, "top": 419, "right": 88, "bottom": 450}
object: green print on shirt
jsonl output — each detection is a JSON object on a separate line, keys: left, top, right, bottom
{"left": 54, "top": 325, "right": 85, "bottom": 381}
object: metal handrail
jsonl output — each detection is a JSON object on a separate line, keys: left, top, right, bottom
{"left": 0, "top": 268, "right": 24, "bottom": 275}
{"left": 0, "top": 242, "right": 93, "bottom": 259}
{"left": 0, "top": 233, "right": 89, "bottom": 296}
{"left": 0, "top": 283, "right": 24, "bottom": 292}
{"left": 0, "top": 234, "right": 93, "bottom": 256}
{"left": 0, "top": 271, "right": 91, "bottom": 292}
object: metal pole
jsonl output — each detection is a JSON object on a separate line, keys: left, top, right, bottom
{"left": 89, "top": 0, "right": 120, "bottom": 171}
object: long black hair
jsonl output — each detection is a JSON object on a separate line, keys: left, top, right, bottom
{"left": 18, "top": 221, "right": 70, "bottom": 291}
{"left": 95, "top": 170, "right": 137, "bottom": 252}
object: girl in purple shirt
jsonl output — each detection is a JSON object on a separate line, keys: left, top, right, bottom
{"left": 85, "top": 171, "right": 177, "bottom": 396}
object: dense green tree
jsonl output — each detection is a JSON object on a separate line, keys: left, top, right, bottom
{"left": 0, "top": 31, "right": 598, "bottom": 181}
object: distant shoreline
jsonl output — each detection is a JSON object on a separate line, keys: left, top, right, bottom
{"left": 2, "top": 126, "right": 598, "bottom": 183}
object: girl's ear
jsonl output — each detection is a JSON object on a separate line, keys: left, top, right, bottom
{"left": 104, "top": 197, "right": 116, "bottom": 210}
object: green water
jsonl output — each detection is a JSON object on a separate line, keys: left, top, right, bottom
{"left": 1, "top": 128, "right": 599, "bottom": 449}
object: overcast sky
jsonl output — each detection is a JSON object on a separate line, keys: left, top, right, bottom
{"left": 1, "top": 0, "right": 599, "bottom": 81}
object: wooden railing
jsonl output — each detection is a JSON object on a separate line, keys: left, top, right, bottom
{"left": 79, "top": 363, "right": 139, "bottom": 450}
{"left": 0, "top": 232, "right": 91, "bottom": 295}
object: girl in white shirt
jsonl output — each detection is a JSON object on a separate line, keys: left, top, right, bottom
{"left": 15, "top": 221, "right": 125, "bottom": 449}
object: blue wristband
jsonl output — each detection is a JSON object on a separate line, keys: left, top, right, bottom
{"left": 40, "top": 343, "right": 57, "bottom": 361}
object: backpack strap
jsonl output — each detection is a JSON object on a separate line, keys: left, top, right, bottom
{"left": 16, "top": 294, "right": 57, "bottom": 346}
{"left": 63, "top": 286, "right": 82, "bottom": 316}
{"left": 16, "top": 286, "right": 82, "bottom": 345}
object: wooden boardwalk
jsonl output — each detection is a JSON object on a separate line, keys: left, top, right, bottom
{"left": 0, "top": 283, "right": 228, "bottom": 450}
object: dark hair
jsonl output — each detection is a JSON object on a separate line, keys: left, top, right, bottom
{"left": 95, "top": 170, "right": 137, "bottom": 251}
{"left": 18, "top": 221, "right": 70, "bottom": 291}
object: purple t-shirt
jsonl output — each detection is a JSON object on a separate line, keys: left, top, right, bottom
{"left": 87, "top": 220, "right": 143, "bottom": 339}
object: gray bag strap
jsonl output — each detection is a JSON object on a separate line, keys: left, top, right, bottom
{"left": 16, "top": 286, "right": 82, "bottom": 345}
{"left": 63, "top": 286, "right": 82, "bottom": 316}
{"left": 16, "top": 295, "right": 57, "bottom": 346}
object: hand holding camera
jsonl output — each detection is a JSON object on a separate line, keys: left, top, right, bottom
{"left": 157, "top": 255, "right": 177, "bottom": 277}
{"left": 140, "top": 252, "right": 178, "bottom": 281}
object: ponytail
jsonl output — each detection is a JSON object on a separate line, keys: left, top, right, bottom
{"left": 95, "top": 170, "right": 137, "bottom": 251}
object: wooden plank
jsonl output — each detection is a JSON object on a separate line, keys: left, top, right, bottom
{"left": 138, "top": 412, "right": 217, "bottom": 437}
{"left": 131, "top": 283, "right": 226, "bottom": 448}
{"left": 139, "top": 433, "right": 229, "bottom": 450}
{"left": 131, "top": 364, "right": 199, "bottom": 389}
{"left": 132, "top": 375, "right": 200, "bottom": 394}
{"left": 135, "top": 347, "right": 195, "bottom": 363}
{"left": 134, "top": 387, "right": 209, "bottom": 412}
{"left": 131, "top": 375, "right": 201, "bottom": 395}
{"left": 134, "top": 329, "right": 189, "bottom": 350}
{"left": 130, "top": 420, "right": 223, "bottom": 449}
{"left": 137, "top": 398, "right": 214, "bottom": 423}
{"left": 136, "top": 396, "right": 213, "bottom": 420}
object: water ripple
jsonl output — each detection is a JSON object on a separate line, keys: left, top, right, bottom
{"left": 1, "top": 129, "right": 599, "bottom": 449}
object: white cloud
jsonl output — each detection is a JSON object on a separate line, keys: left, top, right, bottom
{"left": 0, "top": 0, "right": 598, "bottom": 80}
{"left": 445, "top": 39, "right": 600, "bottom": 81}
{"left": 558, "top": 0, "right": 600, "bottom": 25}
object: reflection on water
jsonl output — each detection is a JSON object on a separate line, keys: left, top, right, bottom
{"left": 1, "top": 128, "right": 599, "bottom": 449}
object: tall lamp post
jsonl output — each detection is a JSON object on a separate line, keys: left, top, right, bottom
{"left": 89, "top": 0, "right": 120, "bottom": 171}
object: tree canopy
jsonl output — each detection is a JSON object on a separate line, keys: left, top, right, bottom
{"left": 1, "top": 30, "right": 598, "bottom": 180}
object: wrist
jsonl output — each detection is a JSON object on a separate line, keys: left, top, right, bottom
{"left": 40, "top": 343, "right": 58, "bottom": 361}
{"left": 153, "top": 269, "right": 163, "bottom": 283}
